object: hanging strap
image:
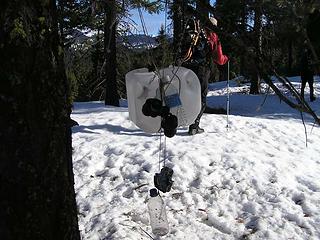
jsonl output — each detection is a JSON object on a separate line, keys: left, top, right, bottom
{"left": 182, "top": 19, "right": 201, "bottom": 63}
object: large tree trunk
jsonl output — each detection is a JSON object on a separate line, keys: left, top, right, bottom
{"left": 249, "top": 0, "right": 263, "bottom": 94}
{"left": 0, "top": 1, "right": 80, "bottom": 239}
{"left": 240, "top": 0, "right": 247, "bottom": 76}
{"left": 172, "top": 0, "right": 183, "bottom": 51}
{"left": 104, "top": 0, "right": 119, "bottom": 106}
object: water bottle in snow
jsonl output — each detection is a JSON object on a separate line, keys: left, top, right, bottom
{"left": 147, "top": 188, "right": 169, "bottom": 236}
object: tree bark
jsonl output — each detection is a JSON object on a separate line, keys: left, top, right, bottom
{"left": 0, "top": 1, "right": 80, "bottom": 239}
{"left": 196, "top": 0, "right": 210, "bottom": 19}
{"left": 249, "top": 0, "right": 263, "bottom": 94}
{"left": 287, "top": 39, "right": 293, "bottom": 72}
{"left": 104, "top": 0, "right": 119, "bottom": 106}
{"left": 240, "top": 0, "right": 247, "bottom": 76}
{"left": 172, "top": 0, "right": 183, "bottom": 51}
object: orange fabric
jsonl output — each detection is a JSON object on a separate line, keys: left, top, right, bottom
{"left": 207, "top": 32, "right": 228, "bottom": 65}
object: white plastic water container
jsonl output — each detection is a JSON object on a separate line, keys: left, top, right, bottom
{"left": 147, "top": 188, "right": 169, "bottom": 236}
{"left": 125, "top": 66, "right": 201, "bottom": 133}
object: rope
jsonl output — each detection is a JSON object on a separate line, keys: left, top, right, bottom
{"left": 137, "top": 2, "right": 197, "bottom": 173}
{"left": 137, "top": 4, "right": 169, "bottom": 171}
{"left": 158, "top": 131, "right": 167, "bottom": 171}
{"left": 158, "top": 131, "right": 162, "bottom": 171}
{"left": 137, "top": 6, "right": 158, "bottom": 73}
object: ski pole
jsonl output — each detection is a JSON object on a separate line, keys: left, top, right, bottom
{"left": 226, "top": 60, "right": 230, "bottom": 130}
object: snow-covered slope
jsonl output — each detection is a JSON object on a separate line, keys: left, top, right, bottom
{"left": 72, "top": 76, "right": 320, "bottom": 240}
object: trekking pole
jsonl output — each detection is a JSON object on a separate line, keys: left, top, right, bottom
{"left": 226, "top": 60, "right": 230, "bottom": 130}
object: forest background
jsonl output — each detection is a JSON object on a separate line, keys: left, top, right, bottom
{"left": 62, "top": 0, "right": 320, "bottom": 105}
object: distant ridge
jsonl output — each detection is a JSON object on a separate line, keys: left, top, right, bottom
{"left": 118, "top": 34, "right": 158, "bottom": 49}
{"left": 67, "top": 30, "right": 169, "bottom": 50}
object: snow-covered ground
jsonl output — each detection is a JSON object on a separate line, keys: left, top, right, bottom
{"left": 72, "top": 76, "right": 320, "bottom": 240}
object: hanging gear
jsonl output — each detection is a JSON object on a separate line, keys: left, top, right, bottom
{"left": 181, "top": 18, "right": 201, "bottom": 62}
{"left": 142, "top": 97, "right": 178, "bottom": 138}
{"left": 179, "top": 16, "right": 228, "bottom": 67}
{"left": 161, "top": 113, "right": 178, "bottom": 138}
{"left": 142, "top": 94, "right": 179, "bottom": 138}
{"left": 154, "top": 166, "right": 174, "bottom": 193}
{"left": 179, "top": 18, "right": 210, "bottom": 66}
{"left": 142, "top": 98, "right": 163, "bottom": 118}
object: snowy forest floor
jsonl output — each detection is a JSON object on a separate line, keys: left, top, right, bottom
{"left": 72, "top": 76, "right": 320, "bottom": 240}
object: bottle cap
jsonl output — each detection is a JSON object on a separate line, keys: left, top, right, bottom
{"left": 150, "top": 188, "right": 159, "bottom": 197}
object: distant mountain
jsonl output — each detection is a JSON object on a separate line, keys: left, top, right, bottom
{"left": 118, "top": 34, "right": 158, "bottom": 49}
{"left": 65, "top": 29, "right": 90, "bottom": 45}
{"left": 67, "top": 30, "right": 171, "bottom": 50}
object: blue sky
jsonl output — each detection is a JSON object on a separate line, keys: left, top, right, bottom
{"left": 130, "top": 1, "right": 216, "bottom": 36}
{"left": 130, "top": 9, "right": 170, "bottom": 36}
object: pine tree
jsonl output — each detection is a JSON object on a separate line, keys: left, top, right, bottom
{"left": 155, "top": 24, "right": 173, "bottom": 68}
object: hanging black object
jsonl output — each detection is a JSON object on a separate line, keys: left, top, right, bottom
{"left": 142, "top": 98, "right": 178, "bottom": 138}
{"left": 161, "top": 113, "right": 178, "bottom": 138}
{"left": 154, "top": 167, "right": 174, "bottom": 193}
{"left": 142, "top": 98, "right": 163, "bottom": 118}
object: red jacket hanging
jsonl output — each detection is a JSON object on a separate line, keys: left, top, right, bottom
{"left": 206, "top": 32, "right": 228, "bottom": 65}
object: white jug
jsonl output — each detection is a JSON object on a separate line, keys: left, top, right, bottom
{"left": 125, "top": 66, "right": 201, "bottom": 133}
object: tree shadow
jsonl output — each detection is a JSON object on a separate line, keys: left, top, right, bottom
{"left": 206, "top": 93, "right": 319, "bottom": 124}
{"left": 72, "top": 102, "right": 128, "bottom": 115}
{"left": 72, "top": 122, "right": 156, "bottom": 137}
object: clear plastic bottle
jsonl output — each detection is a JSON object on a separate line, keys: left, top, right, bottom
{"left": 163, "top": 76, "right": 182, "bottom": 110}
{"left": 147, "top": 188, "right": 169, "bottom": 236}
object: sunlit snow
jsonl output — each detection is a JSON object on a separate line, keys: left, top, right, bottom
{"left": 72, "top": 76, "right": 320, "bottom": 240}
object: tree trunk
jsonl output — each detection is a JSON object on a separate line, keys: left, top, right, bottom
{"left": 0, "top": 1, "right": 80, "bottom": 239}
{"left": 287, "top": 39, "right": 293, "bottom": 73}
{"left": 250, "top": 0, "right": 262, "bottom": 94}
{"left": 240, "top": 0, "right": 247, "bottom": 76}
{"left": 172, "top": 0, "right": 183, "bottom": 51}
{"left": 196, "top": 0, "right": 209, "bottom": 19}
{"left": 57, "top": 0, "right": 65, "bottom": 41}
{"left": 95, "top": 29, "right": 101, "bottom": 78}
{"left": 104, "top": 0, "right": 119, "bottom": 106}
